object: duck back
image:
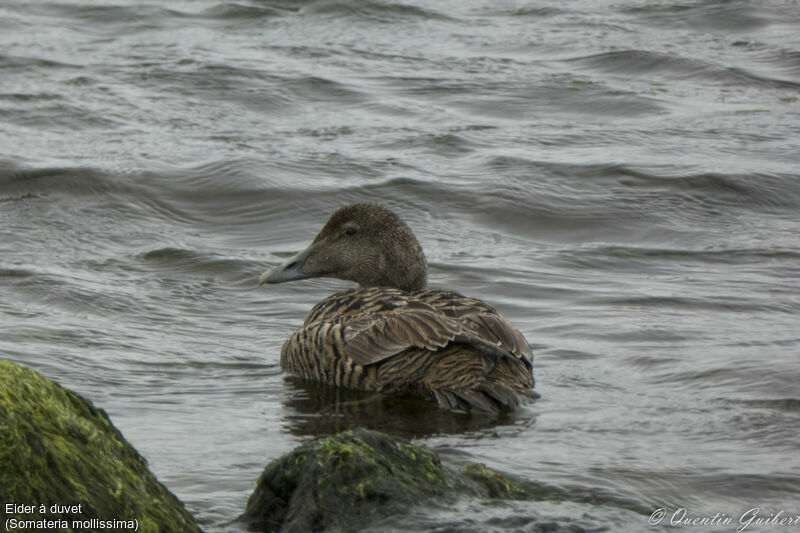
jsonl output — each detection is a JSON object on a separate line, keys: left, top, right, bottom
{"left": 279, "top": 287, "right": 536, "bottom": 412}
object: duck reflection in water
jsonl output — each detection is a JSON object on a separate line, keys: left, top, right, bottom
{"left": 280, "top": 376, "right": 535, "bottom": 439}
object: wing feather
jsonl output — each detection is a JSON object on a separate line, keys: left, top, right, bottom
{"left": 415, "top": 289, "right": 533, "bottom": 366}
{"left": 342, "top": 307, "right": 461, "bottom": 366}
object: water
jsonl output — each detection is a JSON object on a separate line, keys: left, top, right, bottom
{"left": 2, "top": 0, "right": 799, "bottom": 531}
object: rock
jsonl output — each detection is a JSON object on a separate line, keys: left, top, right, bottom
{"left": 240, "top": 428, "right": 536, "bottom": 533}
{"left": 239, "top": 428, "right": 448, "bottom": 533}
{"left": 0, "top": 361, "right": 202, "bottom": 533}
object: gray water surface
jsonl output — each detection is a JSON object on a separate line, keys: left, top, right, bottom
{"left": 2, "top": 1, "right": 799, "bottom": 531}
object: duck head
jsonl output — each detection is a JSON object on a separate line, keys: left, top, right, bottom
{"left": 259, "top": 203, "right": 427, "bottom": 292}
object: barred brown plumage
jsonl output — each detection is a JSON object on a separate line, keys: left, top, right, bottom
{"left": 260, "top": 203, "right": 538, "bottom": 412}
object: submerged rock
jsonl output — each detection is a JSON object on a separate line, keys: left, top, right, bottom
{"left": 0, "top": 361, "right": 202, "bottom": 533}
{"left": 240, "top": 428, "right": 451, "bottom": 533}
{"left": 240, "top": 429, "right": 533, "bottom": 532}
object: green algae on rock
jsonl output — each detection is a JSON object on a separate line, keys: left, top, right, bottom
{"left": 238, "top": 428, "right": 535, "bottom": 532}
{"left": 0, "top": 361, "right": 202, "bottom": 533}
{"left": 240, "top": 428, "right": 452, "bottom": 533}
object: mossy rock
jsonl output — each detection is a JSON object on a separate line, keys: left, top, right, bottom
{"left": 240, "top": 429, "right": 533, "bottom": 532}
{"left": 0, "top": 361, "right": 202, "bottom": 533}
{"left": 240, "top": 428, "right": 453, "bottom": 533}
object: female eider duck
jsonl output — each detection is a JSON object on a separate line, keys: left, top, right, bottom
{"left": 259, "top": 203, "right": 536, "bottom": 412}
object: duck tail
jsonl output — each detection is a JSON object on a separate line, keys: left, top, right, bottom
{"left": 430, "top": 384, "right": 536, "bottom": 413}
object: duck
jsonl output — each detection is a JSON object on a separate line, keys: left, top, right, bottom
{"left": 259, "top": 202, "right": 537, "bottom": 412}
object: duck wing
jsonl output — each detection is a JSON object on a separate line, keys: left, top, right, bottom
{"left": 413, "top": 289, "right": 533, "bottom": 367}
{"left": 340, "top": 305, "right": 510, "bottom": 367}
{"left": 341, "top": 304, "right": 459, "bottom": 366}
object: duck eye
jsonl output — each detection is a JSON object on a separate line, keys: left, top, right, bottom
{"left": 345, "top": 227, "right": 358, "bottom": 236}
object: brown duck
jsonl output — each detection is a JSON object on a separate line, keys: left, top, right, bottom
{"left": 259, "top": 203, "right": 537, "bottom": 412}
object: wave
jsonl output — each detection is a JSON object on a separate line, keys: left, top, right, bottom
{"left": 565, "top": 50, "right": 800, "bottom": 90}
{"left": 5, "top": 156, "right": 797, "bottom": 256}
{"left": 621, "top": 1, "right": 776, "bottom": 33}
{"left": 118, "top": 64, "right": 369, "bottom": 115}
{"left": 0, "top": 54, "right": 81, "bottom": 71}
{"left": 199, "top": 3, "right": 286, "bottom": 21}
{"left": 298, "top": 0, "right": 453, "bottom": 23}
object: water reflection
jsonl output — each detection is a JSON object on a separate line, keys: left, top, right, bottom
{"left": 280, "top": 376, "right": 529, "bottom": 439}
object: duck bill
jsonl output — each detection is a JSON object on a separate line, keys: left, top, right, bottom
{"left": 258, "top": 244, "right": 316, "bottom": 285}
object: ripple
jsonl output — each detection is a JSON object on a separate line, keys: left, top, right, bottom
{"left": 199, "top": 3, "right": 284, "bottom": 20}
{"left": 623, "top": 2, "right": 776, "bottom": 33}
{"left": 566, "top": 49, "right": 800, "bottom": 90}
{"left": 0, "top": 54, "right": 81, "bottom": 71}
{"left": 722, "top": 397, "right": 800, "bottom": 413}
{"left": 299, "top": 0, "right": 453, "bottom": 23}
